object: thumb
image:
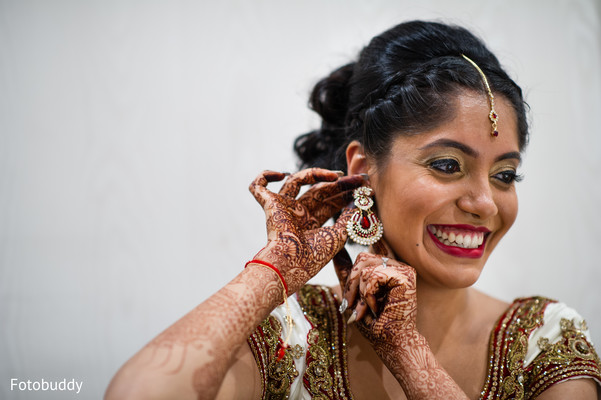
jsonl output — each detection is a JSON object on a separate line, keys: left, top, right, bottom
{"left": 331, "top": 207, "right": 355, "bottom": 287}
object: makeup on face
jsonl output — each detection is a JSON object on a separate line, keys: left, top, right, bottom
{"left": 427, "top": 224, "right": 490, "bottom": 259}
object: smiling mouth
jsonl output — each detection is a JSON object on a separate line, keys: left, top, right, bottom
{"left": 427, "top": 224, "right": 490, "bottom": 250}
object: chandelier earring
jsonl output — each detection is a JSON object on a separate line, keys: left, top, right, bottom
{"left": 346, "top": 186, "right": 384, "bottom": 246}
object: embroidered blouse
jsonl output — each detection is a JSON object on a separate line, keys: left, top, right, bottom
{"left": 247, "top": 285, "right": 601, "bottom": 399}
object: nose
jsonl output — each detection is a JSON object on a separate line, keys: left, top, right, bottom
{"left": 456, "top": 177, "right": 498, "bottom": 221}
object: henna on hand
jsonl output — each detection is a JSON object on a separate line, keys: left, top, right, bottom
{"left": 334, "top": 250, "right": 468, "bottom": 399}
{"left": 107, "top": 169, "right": 365, "bottom": 400}
{"left": 249, "top": 168, "right": 364, "bottom": 294}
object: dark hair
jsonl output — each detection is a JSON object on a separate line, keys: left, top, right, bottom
{"left": 294, "top": 20, "right": 529, "bottom": 172}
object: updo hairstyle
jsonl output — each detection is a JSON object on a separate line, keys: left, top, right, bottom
{"left": 294, "top": 20, "right": 529, "bottom": 172}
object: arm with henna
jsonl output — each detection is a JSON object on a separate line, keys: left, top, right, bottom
{"left": 105, "top": 169, "right": 364, "bottom": 400}
{"left": 336, "top": 250, "right": 468, "bottom": 400}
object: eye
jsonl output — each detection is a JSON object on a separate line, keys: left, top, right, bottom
{"left": 430, "top": 158, "right": 461, "bottom": 174}
{"left": 493, "top": 170, "right": 524, "bottom": 185}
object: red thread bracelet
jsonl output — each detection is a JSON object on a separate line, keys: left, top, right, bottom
{"left": 244, "top": 259, "right": 293, "bottom": 361}
{"left": 244, "top": 259, "right": 288, "bottom": 296}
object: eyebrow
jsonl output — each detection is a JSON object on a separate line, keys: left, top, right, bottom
{"left": 418, "top": 138, "right": 522, "bottom": 163}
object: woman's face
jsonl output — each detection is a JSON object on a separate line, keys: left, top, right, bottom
{"left": 347, "top": 91, "right": 521, "bottom": 288}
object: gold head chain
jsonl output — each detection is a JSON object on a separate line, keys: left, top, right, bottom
{"left": 461, "top": 54, "right": 499, "bottom": 137}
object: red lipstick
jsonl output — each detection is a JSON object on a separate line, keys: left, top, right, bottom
{"left": 426, "top": 224, "right": 490, "bottom": 259}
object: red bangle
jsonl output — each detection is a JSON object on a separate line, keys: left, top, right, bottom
{"left": 245, "top": 259, "right": 288, "bottom": 296}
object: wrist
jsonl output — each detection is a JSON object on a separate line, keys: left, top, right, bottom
{"left": 244, "top": 260, "right": 288, "bottom": 298}
{"left": 244, "top": 258, "right": 295, "bottom": 361}
{"left": 251, "top": 245, "right": 310, "bottom": 294}
{"left": 241, "top": 263, "right": 284, "bottom": 305}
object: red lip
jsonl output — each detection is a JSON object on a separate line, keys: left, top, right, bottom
{"left": 426, "top": 224, "right": 490, "bottom": 259}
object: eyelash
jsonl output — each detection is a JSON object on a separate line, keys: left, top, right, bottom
{"left": 429, "top": 158, "right": 462, "bottom": 174}
{"left": 493, "top": 170, "right": 524, "bottom": 184}
{"left": 429, "top": 158, "right": 524, "bottom": 184}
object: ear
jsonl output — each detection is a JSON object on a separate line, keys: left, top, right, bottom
{"left": 346, "top": 140, "right": 369, "bottom": 176}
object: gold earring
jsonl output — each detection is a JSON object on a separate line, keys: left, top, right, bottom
{"left": 346, "top": 186, "right": 384, "bottom": 246}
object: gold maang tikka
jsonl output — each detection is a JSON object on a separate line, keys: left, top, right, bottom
{"left": 461, "top": 54, "right": 499, "bottom": 137}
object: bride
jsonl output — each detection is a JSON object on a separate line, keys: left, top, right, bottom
{"left": 105, "top": 20, "right": 601, "bottom": 400}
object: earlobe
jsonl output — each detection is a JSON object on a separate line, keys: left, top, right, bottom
{"left": 346, "top": 141, "right": 369, "bottom": 176}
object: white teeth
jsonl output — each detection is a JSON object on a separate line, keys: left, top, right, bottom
{"left": 430, "top": 226, "right": 486, "bottom": 249}
{"left": 463, "top": 235, "right": 472, "bottom": 248}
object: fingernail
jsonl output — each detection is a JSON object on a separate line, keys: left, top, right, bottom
{"left": 333, "top": 170, "right": 345, "bottom": 177}
{"left": 339, "top": 298, "right": 348, "bottom": 314}
{"left": 282, "top": 171, "right": 291, "bottom": 176}
{"left": 347, "top": 310, "right": 357, "bottom": 324}
{"left": 360, "top": 173, "right": 369, "bottom": 179}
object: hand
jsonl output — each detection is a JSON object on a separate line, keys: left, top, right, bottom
{"left": 249, "top": 168, "right": 365, "bottom": 295}
{"left": 335, "top": 244, "right": 418, "bottom": 345}
{"left": 334, "top": 244, "right": 469, "bottom": 399}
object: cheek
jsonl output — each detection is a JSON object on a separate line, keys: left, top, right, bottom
{"left": 376, "top": 177, "right": 451, "bottom": 237}
{"left": 498, "top": 190, "right": 519, "bottom": 231}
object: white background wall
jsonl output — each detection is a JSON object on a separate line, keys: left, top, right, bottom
{"left": 1, "top": 0, "right": 600, "bottom": 398}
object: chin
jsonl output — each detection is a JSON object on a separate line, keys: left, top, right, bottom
{"left": 448, "top": 270, "right": 482, "bottom": 289}
{"left": 420, "top": 262, "right": 484, "bottom": 289}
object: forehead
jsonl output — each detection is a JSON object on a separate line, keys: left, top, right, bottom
{"left": 391, "top": 91, "right": 520, "bottom": 157}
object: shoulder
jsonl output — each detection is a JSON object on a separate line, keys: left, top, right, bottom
{"left": 482, "top": 296, "right": 601, "bottom": 399}
{"left": 524, "top": 298, "right": 593, "bottom": 365}
{"left": 513, "top": 296, "right": 601, "bottom": 397}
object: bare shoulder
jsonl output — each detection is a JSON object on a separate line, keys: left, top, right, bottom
{"left": 535, "top": 378, "right": 599, "bottom": 399}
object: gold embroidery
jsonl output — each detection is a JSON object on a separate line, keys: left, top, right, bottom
{"left": 527, "top": 316, "right": 601, "bottom": 398}
{"left": 290, "top": 344, "right": 304, "bottom": 359}
{"left": 248, "top": 316, "right": 299, "bottom": 399}
{"left": 248, "top": 285, "right": 353, "bottom": 400}
{"left": 297, "top": 285, "right": 353, "bottom": 400}
{"left": 481, "top": 297, "right": 547, "bottom": 400}
{"left": 480, "top": 297, "right": 601, "bottom": 400}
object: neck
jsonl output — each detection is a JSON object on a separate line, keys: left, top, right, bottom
{"left": 415, "top": 278, "right": 474, "bottom": 353}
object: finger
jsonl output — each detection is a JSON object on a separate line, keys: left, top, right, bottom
{"left": 364, "top": 291, "right": 379, "bottom": 318}
{"left": 331, "top": 207, "right": 354, "bottom": 241}
{"left": 359, "top": 267, "right": 380, "bottom": 318}
{"left": 342, "top": 252, "right": 374, "bottom": 311}
{"left": 298, "top": 174, "right": 365, "bottom": 225}
{"left": 278, "top": 168, "right": 341, "bottom": 199}
{"left": 349, "top": 300, "right": 369, "bottom": 323}
{"left": 250, "top": 170, "right": 289, "bottom": 188}
{"left": 343, "top": 262, "right": 362, "bottom": 311}
{"left": 248, "top": 170, "right": 288, "bottom": 207}
{"left": 333, "top": 247, "right": 353, "bottom": 288}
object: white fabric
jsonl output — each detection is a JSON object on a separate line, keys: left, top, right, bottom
{"left": 525, "top": 302, "right": 593, "bottom": 367}
{"left": 270, "top": 294, "right": 312, "bottom": 400}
